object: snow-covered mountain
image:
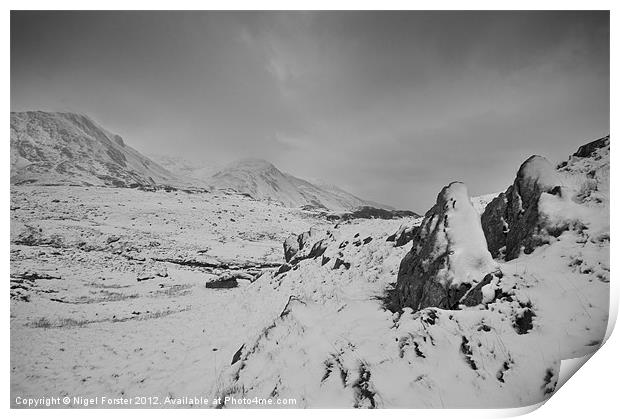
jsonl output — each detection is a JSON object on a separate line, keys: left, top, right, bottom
{"left": 11, "top": 111, "right": 392, "bottom": 211}
{"left": 10, "top": 111, "right": 185, "bottom": 189}
{"left": 206, "top": 158, "right": 390, "bottom": 212}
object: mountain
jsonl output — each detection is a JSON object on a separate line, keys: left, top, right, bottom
{"left": 206, "top": 158, "right": 389, "bottom": 212}
{"left": 10, "top": 111, "right": 184, "bottom": 188}
{"left": 10, "top": 111, "right": 393, "bottom": 211}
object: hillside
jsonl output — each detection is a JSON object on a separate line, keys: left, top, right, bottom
{"left": 212, "top": 136, "right": 610, "bottom": 408}
{"left": 10, "top": 111, "right": 185, "bottom": 189}
{"left": 207, "top": 158, "right": 390, "bottom": 212}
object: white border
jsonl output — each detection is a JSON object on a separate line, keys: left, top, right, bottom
{"left": 3, "top": 2, "right": 617, "bottom": 418}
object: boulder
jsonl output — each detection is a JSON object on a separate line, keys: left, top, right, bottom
{"left": 394, "top": 182, "right": 501, "bottom": 312}
{"left": 333, "top": 258, "right": 351, "bottom": 270}
{"left": 205, "top": 270, "right": 254, "bottom": 288}
{"left": 307, "top": 239, "right": 328, "bottom": 259}
{"left": 572, "top": 135, "right": 610, "bottom": 158}
{"left": 283, "top": 227, "right": 327, "bottom": 265}
{"left": 276, "top": 263, "right": 292, "bottom": 275}
{"left": 283, "top": 234, "right": 300, "bottom": 263}
{"left": 481, "top": 155, "right": 563, "bottom": 260}
{"left": 387, "top": 225, "right": 419, "bottom": 247}
{"left": 205, "top": 277, "right": 238, "bottom": 289}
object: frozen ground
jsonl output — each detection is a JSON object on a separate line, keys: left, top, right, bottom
{"left": 10, "top": 139, "right": 610, "bottom": 409}
{"left": 10, "top": 186, "right": 328, "bottom": 404}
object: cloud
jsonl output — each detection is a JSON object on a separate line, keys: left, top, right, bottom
{"left": 11, "top": 11, "right": 609, "bottom": 211}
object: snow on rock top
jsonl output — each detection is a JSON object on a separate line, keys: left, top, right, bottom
{"left": 394, "top": 182, "right": 500, "bottom": 312}
{"left": 515, "top": 155, "right": 561, "bottom": 204}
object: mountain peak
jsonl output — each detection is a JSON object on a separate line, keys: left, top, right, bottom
{"left": 222, "top": 158, "right": 279, "bottom": 172}
{"left": 207, "top": 158, "right": 387, "bottom": 211}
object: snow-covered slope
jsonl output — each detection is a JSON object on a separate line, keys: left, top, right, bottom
{"left": 213, "top": 136, "right": 609, "bottom": 408}
{"left": 207, "top": 158, "right": 387, "bottom": 212}
{"left": 10, "top": 112, "right": 186, "bottom": 189}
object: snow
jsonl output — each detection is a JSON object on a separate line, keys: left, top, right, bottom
{"left": 10, "top": 135, "right": 609, "bottom": 409}
{"left": 207, "top": 158, "right": 387, "bottom": 211}
{"left": 210, "top": 148, "right": 608, "bottom": 408}
{"left": 438, "top": 182, "right": 499, "bottom": 287}
{"left": 10, "top": 112, "right": 189, "bottom": 189}
{"left": 10, "top": 185, "right": 327, "bottom": 404}
{"left": 518, "top": 155, "right": 561, "bottom": 191}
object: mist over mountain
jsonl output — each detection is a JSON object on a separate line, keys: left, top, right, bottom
{"left": 10, "top": 111, "right": 392, "bottom": 211}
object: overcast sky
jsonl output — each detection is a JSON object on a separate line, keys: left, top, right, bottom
{"left": 11, "top": 11, "right": 609, "bottom": 211}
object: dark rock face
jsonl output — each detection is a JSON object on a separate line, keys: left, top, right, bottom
{"left": 480, "top": 193, "right": 509, "bottom": 258}
{"left": 307, "top": 239, "right": 328, "bottom": 259}
{"left": 276, "top": 263, "right": 292, "bottom": 275}
{"left": 205, "top": 278, "right": 238, "bottom": 289}
{"left": 572, "top": 135, "right": 610, "bottom": 158}
{"left": 394, "top": 182, "right": 501, "bottom": 312}
{"left": 337, "top": 206, "right": 420, "bottom": 221}
{"left": 283, "top": 228, "right": 323, "bottom": 263}
{"left": 231, "top": 344, "right": 245, "bottom": 365}
{"left": 333, "top": 258, "right": 351, "bottom": 270}
{"left": 459, "top": 273, "right": 500, "bottom": 307}
{"left": 481, "top": 156, "right": 562, "bottom": 260}
{"left": 387, "top": 225, "right": 419, "bottom": 247}
{"left": 283, "top": 228, "right": 331, "bottom": 266}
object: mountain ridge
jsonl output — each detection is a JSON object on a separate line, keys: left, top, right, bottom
{"left": 10, "top": 111, "right": 394, "bottom": 211}
{"left": 10, "top": 111, "right": 186, "bottom": 189}
{"left": 206, "top": 158, "right": 393, "bottom": 212}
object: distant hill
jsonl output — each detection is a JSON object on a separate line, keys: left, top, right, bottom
{"left": 10, "top": 111, "right": 186, "bottom": 189}
{"left": 206, "top": 158, "right": 391, "bottom": 212}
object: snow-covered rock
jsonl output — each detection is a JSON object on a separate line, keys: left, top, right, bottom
{"left": 394, "top": 182, "right": 501, "bottom": 311}
{"left": 10, "top": 133, "right": 609, "bottom": 409}
{"left": 481, "top": 155, "right": 564, "bottom": 260}
{"left": 282, "top": 227, "right": 330, "bottom": 265}
{"left": 212, "top": 136, "right": 608, "bottom": 408}
{"left": 386, "top": 223, "right": 421, "bottom": 247}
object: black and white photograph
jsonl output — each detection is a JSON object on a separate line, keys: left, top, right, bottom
{"left": 7, "top": 6, "right": 613, "bottom": 411}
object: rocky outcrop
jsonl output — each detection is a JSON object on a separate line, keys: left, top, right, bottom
{"left": 10, "top": 111, "right": 183, "bottom": 188}
{"left": 283, "top": 227, "right": 320, "bottom": 263}
{"left": 337, "top": 206, "right": 420, "bottom": 221}
{"left": 394, "top": 182, "right": 501, "bottom": 311}
{"left": 572, "top": 135, "right": 610, "bottom": 158}
{"left": 283, "top": 227, "right": 331, "bottom": 265}
{"left": 481, "top": 156, "right": 563, "bottom": 260}
{"left": 386, "top": 225, "right": 419, "bottom": 247}
{"left": 283, "top": 234, "right": 301, "bottom": 263}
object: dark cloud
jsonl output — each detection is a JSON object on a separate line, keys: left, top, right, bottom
{"left": 11, "top": 11, "right": 609, "bottom": 211}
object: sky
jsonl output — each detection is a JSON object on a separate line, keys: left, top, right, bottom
{"left": 11, "top": 11, "right": 609, "bottom": 211}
